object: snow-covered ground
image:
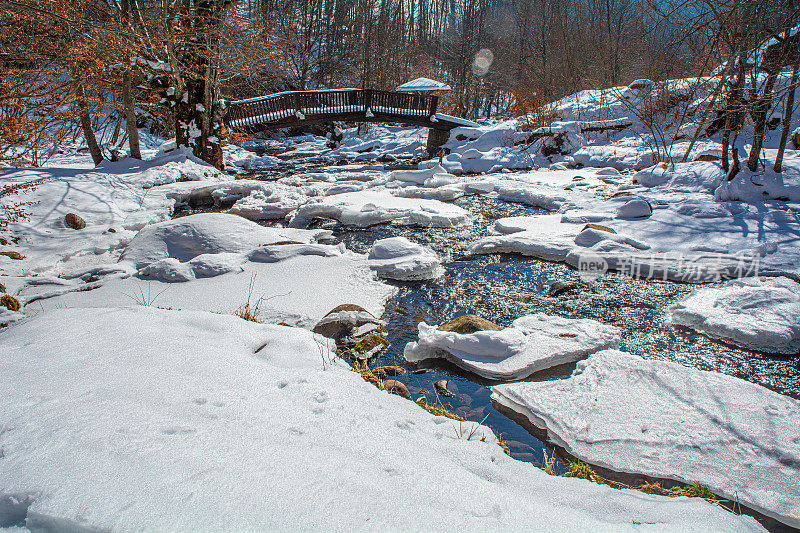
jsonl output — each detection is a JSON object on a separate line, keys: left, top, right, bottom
{"left": 492, "top": 350, "right": 800, "bottom": 528}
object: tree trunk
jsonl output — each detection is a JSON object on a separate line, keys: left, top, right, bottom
{"left": 172, "top": 0, "right": 231, "bottom": 170}
{"left": 775, "top": 47, "right": 800, "bottom": 172}
{"left": 121, "top": 0, "right": 141, "bottom": 160}
{"left": 122, "top": 68, "right": 142, "bottom": 159}
{"left": 73, "top": 75, "right": 103, "bottom": 166}
{"left": 747, "top": 69, "right": 779, "bottom": 172}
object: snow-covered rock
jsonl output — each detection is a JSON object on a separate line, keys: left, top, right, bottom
{"left": 616, "top": 198, "right": 652, "bottom": 218}
{"left": 404, "top": 313, "right": 621, "bottom": 380}
{"left": 0, "top": 307, "right": 761, "bottom": 531}
{"left": 368, "top": 237, "right": 443, "bottom": 281}
{"left": 492, "top": 350, "right": 800, "bottom": 528}
{"left": 573, "top": 227, "right": 650, "bottom": 250}
{"left": 289, "top": 190, "right": 470, "bottom": 228}
{"left": 120, "top": 213, "right": 328, "bottom": 269}
{"left": 669, "top": 277, "right": 800, "bottom": 353}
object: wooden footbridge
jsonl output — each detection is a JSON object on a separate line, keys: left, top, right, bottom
{"left": 224, "top": 88, "right": 478, "bottom": 153}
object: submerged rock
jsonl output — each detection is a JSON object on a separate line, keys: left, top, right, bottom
{"left": 384, "top": 379, "right": 411, "bottom": 399}
{"left": 548, "top": 281, "right": 581, "bottom": 297}
{"left": 373, "top": 366, "right": 406, "bottom": 378}
{"left": 434, "top": 380, "right": 453, "bottom": 397}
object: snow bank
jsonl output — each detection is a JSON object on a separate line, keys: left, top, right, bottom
{"left": 120, "top": 213, "right": 328, "bottom": 270}
{"left": 492, "top": 350, "right": 800, "bottom": 528}
{"left": 289, "top": 190, "right": 470, "bottom": 228}
{"left": 368, "top": 237, "right": 443, "bottom": 281}
{"left": 715, "top": 162, "right": 800, "bottom": 203}
{"left": 0, "top": 307, "right": 762, "bottom": 531}
{"left": 669, "top": 277, "right": 800, "bottom": 353}
{"left": 404, "top": 313, "right": 620, "bottom": 380}
{"left": 573, "top": 145, "right": 654, "bottom": 170}
{"left": 634, "top": 162, "right": 725, "bottom": 192}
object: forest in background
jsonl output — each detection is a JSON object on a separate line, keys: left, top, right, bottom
{"left": 0, "top": 0, "right": 796, "bottom": 167}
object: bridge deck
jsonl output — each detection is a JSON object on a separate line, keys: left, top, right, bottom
{"left": 225, "top": 88, "right": 473, "bottom": 131}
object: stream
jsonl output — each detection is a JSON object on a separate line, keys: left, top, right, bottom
{"left": 204, "top": 160, "right": 800, "bottom": 475}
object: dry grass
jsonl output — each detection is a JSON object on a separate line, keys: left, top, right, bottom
{"left": 548, "top": 458, "right": 722, "bottom": 504}
{"left": 234, "top": 299, "right": 262, "bottom": 322}
{"left": 416, "top": 397, "right": 464, "bottom": 421}
{"left": 540, "top": 448, "right": 557, "bottom": 475}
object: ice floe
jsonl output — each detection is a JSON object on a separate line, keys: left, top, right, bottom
{"left": 492, "top": 349, "right": 800, "bottom": 528}
{"left": 289, "top": 190, "right": 470, "bottom": 228}
{"left": 368, "top": 237, "right": 443, "bottom": 281}
{"left": 404, "top": 313, "right": 621, "bottom": 380}
{"left": 669, "top": 277, "right": 800, "bottom": 353}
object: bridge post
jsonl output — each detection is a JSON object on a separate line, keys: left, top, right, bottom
{"left": 426, "top": 128, "right": 450, "bottom": 156}
{"left": 363, "top": 89, "right": 372, "bottom": 112}
{"left": 428, "top": 95, "right": 439, "bottom": 116}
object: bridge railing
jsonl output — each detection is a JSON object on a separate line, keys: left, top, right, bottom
{"left": 225, "top": 89, "right": 440, "bottom": 129}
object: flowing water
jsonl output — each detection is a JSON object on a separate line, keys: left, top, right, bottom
{"left": 212, "top": 162, "right": 800, "bottom": 474}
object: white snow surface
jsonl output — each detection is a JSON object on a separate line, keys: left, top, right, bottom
{"left": 0, "top": 307, "right": 764, "bottom": 532}
{"left": 669, "top": 277, "right": 800, "bottom": 354}
{"left": 289, "top": 190, "right": 470, "bottom": 228}
{"left": 404, "top": 313, "right": 621, "bottom": 380}
{"left": 368, "top": 237, "right": 443, "bottom": 281}
{"left": 491, "top": 350, "right": 800, "bottom": 528}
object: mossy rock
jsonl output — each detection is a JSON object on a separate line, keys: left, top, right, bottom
{"left": 65, "top": 213, "right": 86, "bottom": 230}
{"left": 1, "top": 295, "right": 20, "bottom": 312}
{"left": 438, "top": 315, "right": 502, "bottom": 334}
{"left": 581, "top": 223, "right": 616, "bottom": 234}
{"left": 353, "top": 334, "right": 389, "bottom": 359}
{"left": 548, "top": 281, "right": 581, "bottom": 297}
{"left": 384, "top": 379, "right": 411, "bottom": 399}
{"left": 0, "top": 251, "right": 24, "bottom": 260}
